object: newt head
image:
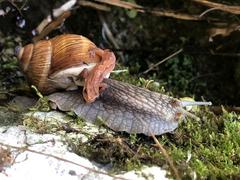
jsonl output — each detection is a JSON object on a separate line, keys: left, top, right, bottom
{"left": 82, "top": 49, "right": 116, "bottom": 103}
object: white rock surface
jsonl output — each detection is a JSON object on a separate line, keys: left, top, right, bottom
{"left": 0, "top": 126, "right": 167, "bottom": 180}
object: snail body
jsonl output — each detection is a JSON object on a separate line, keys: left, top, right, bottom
{"left": 16, "top": 34, "right": 116, "bottom": 103}
{"left": 49, "top": 78, "right": 212, "bottom": 135}
{"left": 16, "top": 35, "right": 212, "bottom": 135}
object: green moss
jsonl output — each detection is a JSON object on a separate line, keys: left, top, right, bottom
{"left": 22, "top": 113, "right": 60, "bottom": 134}
{"left": 69, "top": 106, "right": 240, "bottom": 178}
{"left": 0, "top": 3, "right": 239, "bottom": 178}
{"left": 39, "top": 67, "right": 237, "bottom": 178}
{"left": 0, "top": 33, "right": 24, "bottom": 90}
{"left": 1, "top": 34, "right": 239, "bottom": 178}
{"left": 1, "top": 61, "right": 239, "bottom": 178}
{"left": 164, "top": 110, "right": 240, "bottom": 178}
{"left": 0, "top": 106, "right": 22, "bottom": 126}
{"left": 111, "top": 66, "right": 168, "bottom": 95}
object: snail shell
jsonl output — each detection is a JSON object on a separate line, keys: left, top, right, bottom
{"left": 16, "top": 34, "right": 101, "bottom": 94}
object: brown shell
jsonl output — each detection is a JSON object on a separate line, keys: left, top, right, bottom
{"left": 50, "top": 34, "right": 100, "bottom": 75}
{"left": 22, "top": 40, "right": 52, "bottom": 93}
{"left": 18, "top": 44, "right": 33, "bottom": 72}
{"left": 17, "top": 34, "right": 101, "bottom": 94}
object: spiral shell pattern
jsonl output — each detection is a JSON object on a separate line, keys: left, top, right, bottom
{"left": 17, "top": 34, "right": 100, "bottom": 94}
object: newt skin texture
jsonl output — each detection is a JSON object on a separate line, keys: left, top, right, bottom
{"left": 82, "top": 49, "right": 116, "bottom": 103}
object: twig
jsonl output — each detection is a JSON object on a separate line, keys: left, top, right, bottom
{"left": 199, "top": 7, "right": 220, "bottom": 18}
{"left": 142, "top": 48, "right": 183, "bottom": 74}
{"left": 20, "top": 0, "right": 28, "bottom": 11}
{"left": 99, "top": 13, "right": 125, "bottom": 62}
{"left": 7, "top": 0, "right": 23, "bottom": 16}
{"left": 189, "top": 72, "right": 221, "bottom": 83}
{"left": 147, "top": 9, "right": 199, "bottom": 21}
{"left": 0, "top": 142, "right": 131, "bottom": 180}
{"left": 134, "top": 116, "right": 180, "bottom": 179}
{"left": 210, "top": 106, "right": 240, "bottom": 115}
{"left": 99, "top": 14, "right": 119, "bottom": 49}
{"left": 35, "top": 0, "right": 76, "bottom": 34}
{"left": 95, "top": 0, "right": 142, "bottom": 9}
{"left": 33, "top": 11, "right": 71, "bottom": 42}
{"left": 111, "top": 69, "right": 128, "bottom": 74}
{"left": 150, "top": 132, "right": 181, "bottom": 180}
{"left": 193, "top": 0, "right": 240, "bottom": 15}
{"left": 95, "top": 0, "right": 200, "bottom": 21}
{"left": 78, "top": 0, "right": 111, "bottom": 11}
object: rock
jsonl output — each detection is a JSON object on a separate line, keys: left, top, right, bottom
{"left": 0, "top": 96, "right": 37, "bottom": 126}
{"left": 22, "top": 111, "right": 110, "bottom": 141}
{"left": 0, "top": 126, "right": 167, "bottom": 180}
{"left": 0, "top": 98, "right": 168, "bottom": 180}
{"left": 0, "top": 107, "right": 21, "bottom": 126}
{"left": 8, "top": 96, "right": 37, "bottom": 111}
{"left": 0, "top": 126, "right": 112, "bottom": 180}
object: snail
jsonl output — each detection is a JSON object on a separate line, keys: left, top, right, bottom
{"left": 16, "top": 34, "right": 212, "bottom": 135}
{"left": 48, "top": 78, "right": 212, "bottom": 135}
{"left": 16, "top": 34, "right": 116, "bottom": 103}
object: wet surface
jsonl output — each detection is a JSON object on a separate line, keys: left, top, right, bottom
{"left": 49, "top": 78, "right": 179, "bottom": 135}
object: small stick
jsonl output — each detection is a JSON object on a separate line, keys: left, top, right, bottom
{"left": 98, "top": 13, "right": 125, "bottom": 62}
{"left": 33, "top": 11, "right": 71, "bottom": 42}
{"left": 78, "top": 0, "right": 111, "bottom": 11}
{"left": 35, "top": 0, "right": 76, "bottom": 34}
{"left": 210, "top": 106, "right": 240, "bottom": 115}
{"left": 135, "top": 116, "right": 181, "bottom": 179}
{"left": 199, "top": 7, "right": 220, "bottom": 18}
{"left": 142, "top": 48, "right": 183, "bottom": 74}
{"left": 193, "top": 0, "right": 240, "bottom": 15}
{"left": 0, "top": 142, "right": 130, "bottom": 180}
{"left": 150, "top": 132, "right": 181, "bottom": 180}
{"left": 95, "top": 0, "right": 200, "bottom": 21}
{"left": 7, "top": 0, "right": 23, "bottom": 16}
{"left": 111, "top": 69, "right": 128, "bottom": 74}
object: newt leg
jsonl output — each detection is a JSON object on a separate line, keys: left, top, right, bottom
{"left": 99, "top": 82, "right": 108, "bottom": 93}
{"left": 77, "top": 68, "right": 95, "bottom": 103}
{"left": 89, "top": 48, "right": 116, "bottom": 81}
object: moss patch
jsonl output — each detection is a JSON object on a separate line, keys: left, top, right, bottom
{"left": 0, "top": 34, "right": 239, "bottom": 179}
{"left": 72, "top": 102, "right": 240, "bottom": 178}
{"left": 0, "top": 61, "right": 239, "bottom": 179}
{"left": 16, "top": 67, "right": 240, "bottom": 179}
{"left": 0, "top": 106, "right": 22, "bottom": 126}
